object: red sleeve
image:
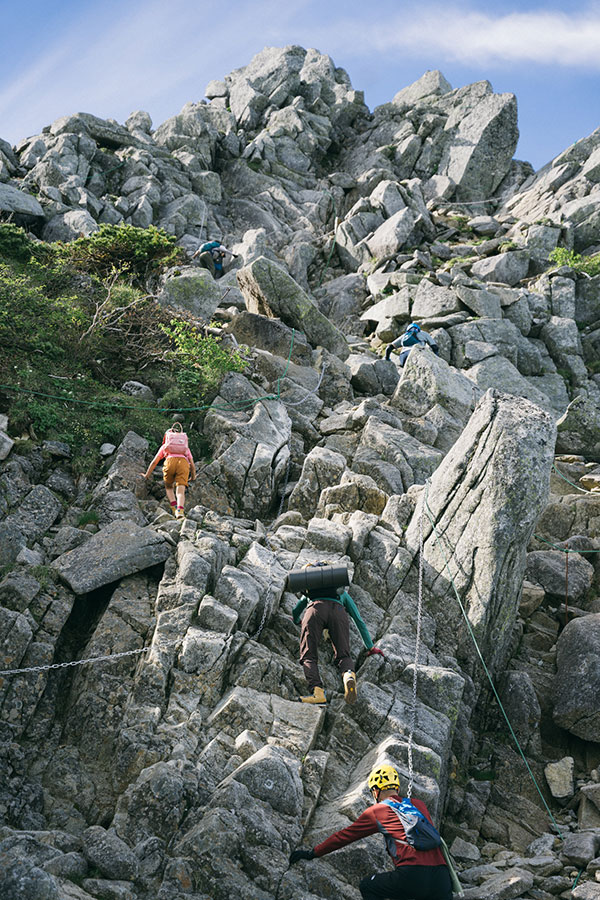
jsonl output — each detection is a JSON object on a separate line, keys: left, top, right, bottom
{"left": 186, "top": 448, "right": 194, "bottom": 463}
{"left": 313, "top": 807, "right": 378, "bottom": 857}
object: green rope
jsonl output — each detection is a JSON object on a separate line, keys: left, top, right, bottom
{"left": 422, "top": 483, "right": 564, "bottom": 839}
{"left": 572, "top": 868, "right": 584, "bottom": 890}
{"left": 533, "top": 534, "right": 600, "bottom": 554}
{"left": 1, "top": 330, "right": 296, "bottom": 416}
{"left": 552, "top": 462, "right": 592, "bottom": 494}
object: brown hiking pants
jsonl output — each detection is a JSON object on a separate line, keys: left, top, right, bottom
{"left": 300, "top": 599, "right": 354, "bottom": 690}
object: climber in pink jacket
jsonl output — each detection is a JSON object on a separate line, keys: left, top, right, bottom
{"left": 141, "top": 424, "right": 196, "bottom": 518}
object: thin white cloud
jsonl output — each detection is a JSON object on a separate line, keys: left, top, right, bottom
{"left": 0, "top": 0, "right": 313, "bottom": 143}
{"left": 319, "top": 4, "right": 600, "bottom": 68}
{"left": 1, "top": 0, "right": 599, "bottom": 145}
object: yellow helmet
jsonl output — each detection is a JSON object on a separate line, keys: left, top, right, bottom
{"left": 368, "top": 765, "right": 400, "bottom": 792}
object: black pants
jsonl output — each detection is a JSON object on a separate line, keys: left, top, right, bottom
{"left": 359, "top": 865, "right": 452, "bottom": 900}
{"left": 299, "top": 600, "right": 353, "bottom": 690}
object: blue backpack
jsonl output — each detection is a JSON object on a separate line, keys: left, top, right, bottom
{"left": 400, "top": 329, "right": 422, "bottom": 348}
{"left": 384, "top": 798, "right": 442, "bottom": 851}
{"left": 200, "top": 240, "right": 221, "bottom": 254}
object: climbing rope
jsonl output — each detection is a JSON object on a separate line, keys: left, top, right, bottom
{"left": 421, "top": 482, "right": 564, "bottom": 838}
{"left": 406, "top": 492, "right": 425, "bottom": 798}
{"left": 533, "top": 534, "right": 600, "bottom": 553}
{"left": 552, "top": 462, "right": 594, "bottom": 494}
{"left": 0, "top": 328, "right": 325, "bottom": 417}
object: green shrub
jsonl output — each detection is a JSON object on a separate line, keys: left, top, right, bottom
{"left": 160, "top": 320, "right": 247, "bottom": 394}
{"left": 0, "top": 223, "right": 38, "bottom": 262}
{"left": 549, "top": 247, "right": 600, "bottom": 277}
{"left": 53, "top": 223, "right": 184, "bottom": 283}
{"left": 77, "top": 510, "right": 99, "bottom": 527}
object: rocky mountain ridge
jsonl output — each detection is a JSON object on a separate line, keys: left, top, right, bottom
{"left": 1, "top": 44, "right": 600, "bottom": 900}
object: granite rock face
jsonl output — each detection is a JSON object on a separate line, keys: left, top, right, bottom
{"left": 52, "top": 521, "right": 171, "bottom": 593}
{"left": 2, "top": 41, "right": 600, "bottom": 900}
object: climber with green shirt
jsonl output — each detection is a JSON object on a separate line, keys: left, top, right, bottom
{"left": 291, "top": 563, "right": 384, "bottom": 705}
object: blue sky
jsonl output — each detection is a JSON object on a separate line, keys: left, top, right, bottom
{"left": 1, "top": 0, "right": 599, "bottom": 171}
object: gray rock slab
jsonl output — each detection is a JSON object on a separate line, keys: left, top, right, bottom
{"left": 465, "top": 356, "right": 552, "bottom": 410}
{"left": 52, "top": 521, "right": 171, "bottom": 593}
{"left": 0, "top": 182, "right": 44, "bottom": 216}
{"left": 406, "top": 389, "right": 556, "bottom": 673}
{"left": 471, "top": 250, "right": 530, "bottom": 286}
{"left": 0, "top": 521, "right": 26, "bottom": 565}
{"left": 526, "top": 550, "right": 593, "bottom": 601}
{"left": 556, "top": 396, "right": 600, "bottom": 461}
{"left": 157, "top": 266, "right": 223, "bottom": 322}
{"left": 554, "top": 614, "right": 600, "bottom": 742}
{"left": 544, "top": 756, "right": 574, "bottom": 799}
{"left": 562, "top": 831, "right": 600, "bottom": 867}
{"left": 439, "top": 91, "right": 518, "bottom": 201}
{"left": 0, "top": 430, "right": 14, "bottom": 461}
{"left": 228, "top": 745, "right": 303, "bottom": 817}
{"left": 82, "top": 826, "right": 139, "bottom": 881}
{"left": 237, "top": 256, "right": 349, "bottom": 359}
{"left": 5, "top": 484, "right": 63, "bottom": 542}
{"left": 460, "top": 867, "right": 534, "bottom": 900}
{"left": 411, "top": 279, "right": 462, "bottom": 319}
{"left": 42, "top": 209, "right": 99, "bottom": 241}
{"left": 225, "top": 310, "right": 312, "bottom": 365}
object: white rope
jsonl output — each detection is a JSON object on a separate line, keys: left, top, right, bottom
{"left": 279, "top": 364, "right": 327, "bottom": 407}
{"left": 406, "top": 489, "right": 426, "bottom": 798}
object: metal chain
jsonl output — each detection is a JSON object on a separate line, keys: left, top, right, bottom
{"left": 253, "top": 548, "right": 274, "bottom": 641}
{"left": 0, "top": 644, "right": 153, "bottom": 677}
{"left": 406, "top": 492, "right": 425, "bottom": 799}
{"left": 276, "top": 439, "right": 293, "bottom": 521}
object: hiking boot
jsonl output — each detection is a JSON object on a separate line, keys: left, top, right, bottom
{"left": 175, "top": 507, "right": 184, "bottom": 519}
{"left": 343, "top": 670, "right": 357, "bottom": 705}
{"left": 300, "top": 686, "right": 326, "bottom": 704}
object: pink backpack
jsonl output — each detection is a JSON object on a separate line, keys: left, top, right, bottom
{"left": 163, "top": 423, "right": 189, "bottom": 456}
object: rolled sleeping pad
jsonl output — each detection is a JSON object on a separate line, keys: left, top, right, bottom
{"left": 287, "top": 565, "right": 349, "bottom": 593}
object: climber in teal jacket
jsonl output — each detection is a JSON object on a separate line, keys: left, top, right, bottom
{"left": 292, "top": 582, "right": 384, "bottom": 706}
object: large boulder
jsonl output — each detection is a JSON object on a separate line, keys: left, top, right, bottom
{"left": 353, "top": 417, "right": 443, "bottom": 494}
{"left": 411, "top": 280, "right": 462, "bottom": 319}
{"left": 237, "top": 256, "right": 349, "bottom": 359}
{"left": 553, "top": 615, "right": 600, "bottom": 741}
{"left": 465, "top": 356, "right": 552, "bottom": 411}
{"left": 3, "top": 485, "right": 62, "bottom": 543}
{"left": 556, "top": 396, "right": 600, "bottom": 461}
{"left": 288, "top": 446, "right": 346, "bottom": 520}
{"left": 42, "top": 209, "right": 99, "bottom": 241}
{"left": 0, "top": 182, "right": 44, "bottom": 217}
{"left": 471, "top": 251, "right": 530, "bottom": 286}
{"left": 224, "top": 310, "right": 312, "bottom": 365}
{"left": 406, "top": 390, "right": 556, "bottom": 672}
{"left": 526, "top": 550, "right": 593, "bottom": 602}
{"left": 390, "top": 347, "right": 481, "bottom": 452}
{"left": 52, "top": 521, "right": 171, "bottom": 593}
{"left": 157, "top": 266, "right": 223, "bottom": 322}
{"left": 438, "top": 90, "right": 519, "bottom": 201}
{"left": 202, "top": 372, "right": 292, "bottom": 517}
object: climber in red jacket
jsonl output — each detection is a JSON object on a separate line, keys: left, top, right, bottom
{"left": 289, "top": 764, "right": 452, "bottom": 899}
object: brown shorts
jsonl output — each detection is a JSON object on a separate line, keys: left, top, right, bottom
{"left": 163, "top": 457, "right": 190, "bottom": 487}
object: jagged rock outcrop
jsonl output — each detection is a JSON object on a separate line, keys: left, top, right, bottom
{"left": 2, "top": 40, "right": 600, "bottom": 900}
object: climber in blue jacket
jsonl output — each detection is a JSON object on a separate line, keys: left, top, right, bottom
{"left": 191, "top": 239, "right": 237, "bottom": 278}
{"left": 385, "top": 322, "right": 439, "bottom": 367}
